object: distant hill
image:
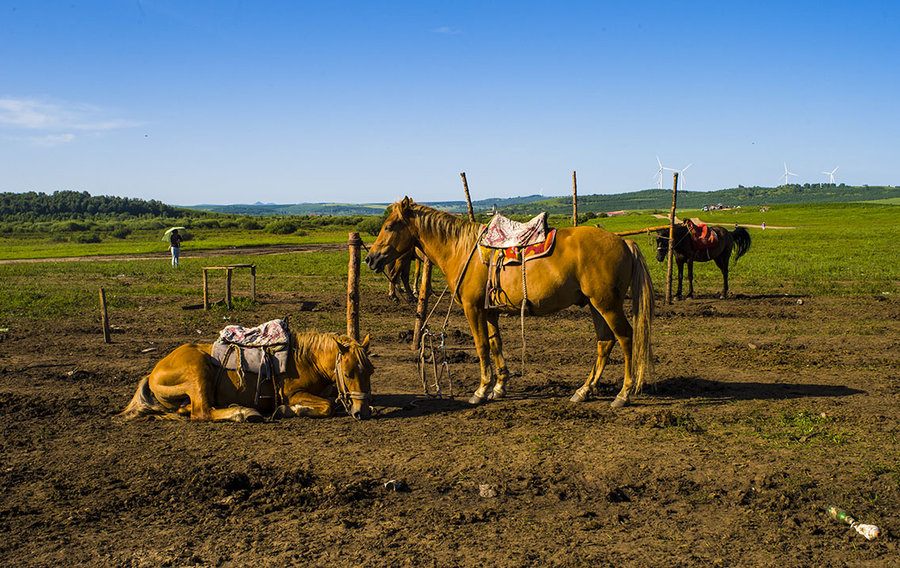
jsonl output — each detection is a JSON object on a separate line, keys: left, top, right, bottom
{"left": 498, "top": 184, "right": 900, "bottom": 215}
{"left": 185, "top": 194, "right": 550, "bottom": 216}
{"left": 185, "top": 185, "right": 899, "bottom": 217}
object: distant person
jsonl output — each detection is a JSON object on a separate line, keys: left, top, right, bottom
{"left": 169, "top": 229, "right": 183, "bottom": 267}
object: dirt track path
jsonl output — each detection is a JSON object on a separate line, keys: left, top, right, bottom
{"left": 650, "top": 213, "right": 796, "bottom": 229}
{"left": 0, "top": 242, "right": 346, "bottom": 265}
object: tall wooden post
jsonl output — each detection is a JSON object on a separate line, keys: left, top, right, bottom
{"left": 412, "top": 258, "right": 433, "bottom": 350}
{"left": 460, "top": 172, "right": 476, "bottom": 222}
{"left": 347, "top": 232, "right": 361, "bottom": 341}
{"left": 99, "top": 288, "right": 111, "bottom": 343}
{"left": 202, "top": 268, "right": 209, "bottom": 310}
{"left": 225, "top": 268, "right": 233, "bottom": 308}
{"left": 572, "top": 170, "right": 578, "bottom": 226}
{"left": 665, "top": 172, "right": 679, "bottom": 305}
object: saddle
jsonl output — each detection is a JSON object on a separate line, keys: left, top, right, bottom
{"left": 689, "top": 224, "right": 719, "bottom": 251}
{"left": 210, "top": 318, "right": 291, "bottom": 405}
{"left": 478, "top": 213, "right": 557, "bottom": 309}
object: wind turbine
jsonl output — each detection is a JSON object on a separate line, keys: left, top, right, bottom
{"left": 780, "top": 163, "right": 799, "bottom": 186}
{"left": 654, "top": 156, "right": 676, "bottom": 189}
{"left": 821, "top": 166, "right": 839, "bottom": 184}
{"left": 677, "top": 163, "right": 692, "bottom": 191}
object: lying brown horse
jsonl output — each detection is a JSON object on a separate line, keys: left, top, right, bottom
{"left": 655, "top": 224, "right": 751, "bottom": 299}
{"left": 120, "top": 331, "right": 374, "bottom": 421}
{"left": 365, "top": 197, "right": 654, "bottom": 408}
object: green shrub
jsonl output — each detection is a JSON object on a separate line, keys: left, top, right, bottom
{"left": 239, "top": 218, "right": 262, "bottom": 230}
{"left": 75, "top": 232, "right": 102, "bottom": 243}
{"left": 111, "top": 227, "right": 132, "bottom": 239}
{"left": 356, "top": 217, "right": 383, "bottom": 236}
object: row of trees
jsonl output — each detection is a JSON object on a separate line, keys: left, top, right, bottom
{"left": 0, "top": 190, "right": 192, "bottom": 221}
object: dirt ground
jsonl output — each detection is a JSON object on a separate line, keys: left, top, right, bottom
{"left": 1, "top": 247, "right": 898, "bottom": 567}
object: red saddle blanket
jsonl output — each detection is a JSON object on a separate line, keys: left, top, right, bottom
{"left": 480, "top": 229, "right": 557, "bottom": 266}
{"left": 689, "top": 225, "right": 719, "bottom": 251}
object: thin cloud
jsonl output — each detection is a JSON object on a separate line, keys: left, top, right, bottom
{"left": 28, "top": 133, "right": 77, "bottom": 147}
{"left": 431, "top": 26, "right": 462, "bottom": 35}
{"left": 0, "top": 97, "right": 142, "bottom": 145}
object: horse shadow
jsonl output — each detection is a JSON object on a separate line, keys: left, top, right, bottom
{"left": 647, "top": 375, "right": 864, "bottom": 403}
{"left": 369, "top": 393, "right": 472, "bottom": 419}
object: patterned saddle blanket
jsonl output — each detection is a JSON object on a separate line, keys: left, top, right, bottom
{"left": 480, "top": 212, "right": 549, "bottom": 249}
{"left": 211, "top": 319, "right": 290, "bottom": 376}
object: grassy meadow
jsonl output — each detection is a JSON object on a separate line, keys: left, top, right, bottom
{"left": 0, "top": 202, "right": 897, "bottom": 325}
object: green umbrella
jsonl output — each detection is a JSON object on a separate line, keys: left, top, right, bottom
{"left": 162, "top": 226, "right": 186, "bottom": 242}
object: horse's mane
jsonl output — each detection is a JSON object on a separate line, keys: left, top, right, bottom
{"left": 406, "top": 201, "right": 482, "bottom": 245}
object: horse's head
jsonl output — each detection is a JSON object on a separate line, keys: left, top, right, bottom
{"left": 364, "top": 197, "right": 417, "bottom": 273}
{"left": 655, "top": 231, "right": 669, "bottom": 262}
{"left": 333, "top": 333, "right": 375, "bottom": 420}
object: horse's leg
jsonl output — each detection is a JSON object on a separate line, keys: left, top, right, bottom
{"left": 715, "top": 255, "right": 730, "bottom": 299}
{"left": 675, "top": 259, "right": 685, "bottom": 299}
{"left": 149, "top": 367, "right": 263, "bottom": 422}
{"left": 486, "top": 311, "right": 511, "bottom": 399}
{"left": 686, "top": 259, "right": 695, "bottom": 299}
{"left": 464, "top": 305, "right": 495, "bottom": 405}
{"left": 570, "top": 307, "right": 617, "bottom": 402}
{"left": 599, "top": 307, "right": 636, "bottom": 408}
{"left": 276, "top": 392, "right": 334, "bottom": 418}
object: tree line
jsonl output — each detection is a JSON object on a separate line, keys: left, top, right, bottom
{"left": 0, "top": 190, "right": 194, "bottom": 222}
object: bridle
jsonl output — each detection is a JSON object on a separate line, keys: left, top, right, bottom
{"left": 333, "top": 349, "right": 371, "bottom": 420}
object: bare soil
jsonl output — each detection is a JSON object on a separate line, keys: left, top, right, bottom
{"left": 1, "top": 247, "right": 898, "bottom": 567}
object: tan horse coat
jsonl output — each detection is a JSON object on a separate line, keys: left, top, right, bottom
{"left": 365, "top": 198, "right": 654, "bottom": 407}
{"left": 120, "top": 331, "right": 373, "bottom": 421}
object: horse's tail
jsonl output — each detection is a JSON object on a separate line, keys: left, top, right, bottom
{"left": 626, "top": 240, "right": 655, "bottom": 393}
{"left": 118, "top": 376, "right": 180, "bottom": 420}
{"left": 731, "top": 227, "right": 752, "bottom": 263}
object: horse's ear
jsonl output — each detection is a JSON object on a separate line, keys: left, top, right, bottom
{"left": 360, "top": 333, "right": 370, "bottom": 352}
{"left": 400, "top": 196, "right": 411, "bottom": 209}
{"left": 334, "top": 336, "right": 350, "bottom": 354}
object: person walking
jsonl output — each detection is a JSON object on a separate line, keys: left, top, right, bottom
{"left": 169, "top": 229, "right": 183, "bottom": 267}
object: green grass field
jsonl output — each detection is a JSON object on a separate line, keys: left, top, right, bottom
{"left": 0, "top": 202, "right": 896, "bottom": 323}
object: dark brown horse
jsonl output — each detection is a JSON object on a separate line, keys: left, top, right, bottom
{"left": 365, "top": 198, "right": 654, "bottom": 408}
{"left": 655, "top": 224, "right": 751, "bottom": 299}
{"left": 120, "top": 331, "right": 374, "bottom": 421}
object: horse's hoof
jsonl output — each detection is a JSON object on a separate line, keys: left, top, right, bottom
{"left": 570, "top": 388, "right": 589, "bottom": 403}
{"left": 610, "top": 396, "right": 629, "bottom": 409}
{"left": 468, "top": 394, "right": 487, "bottom": 405}
{"left": 238, "top": 409, "right": 265, "bottom": 422}
{"left": 488, "top": 388, "right": 506, "bottom": 400}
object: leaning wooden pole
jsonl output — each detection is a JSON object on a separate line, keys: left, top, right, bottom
{"left": 347, "top": 232, "right": 361, "bottom": 341}
{"left": 572, "top": 170, "right": 578, "bottom": 226}
{"left": 665, "top": 172, "right": 679, "bottom": 305}
{"left": 460, "top": 172, "right": 476, "bottom": 222}
{"left": 99, "top": 288, "right": 111, "bottom": 344}
{"left": 412, "top": 258, "right": 433, "bottom": 351}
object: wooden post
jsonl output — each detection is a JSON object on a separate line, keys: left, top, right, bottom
{"left": 99, "top": 288, "right": 111, "bottom": 343}
{"left": 202, "top": 268, "right": 209, "bottom": 310}
{"left": 250, "top": 265, "right": 256, "bottom": 302}
{"left": 347, "top": 232, "right": 361, "bottom": 341}
{"left": 572, "top": 170, "right": 578, "bottom": 226}
{"left": 412, "top": 258, "right": 433, "bottom": 350}
{"left": 665, "top": 171, "right": 679, "bottom": 305}
{"left": 225, "top": 268, "right": 233, "bottom": 308}
{"left": 460, "top": 172, "right": 476, "bottom": 222}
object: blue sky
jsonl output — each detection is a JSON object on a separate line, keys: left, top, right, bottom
{"left": 1, "top": 1, "right": 897, "bottom": 205}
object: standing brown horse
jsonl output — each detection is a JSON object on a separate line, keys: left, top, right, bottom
{"left": 365, "top": 197, "right": 654, "bottom": 408}
{"left": 120, "top": 331, "right": 374, "bottom": 421}
{"left": 655, "top": 224, "right": 751, "bottom": 299}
